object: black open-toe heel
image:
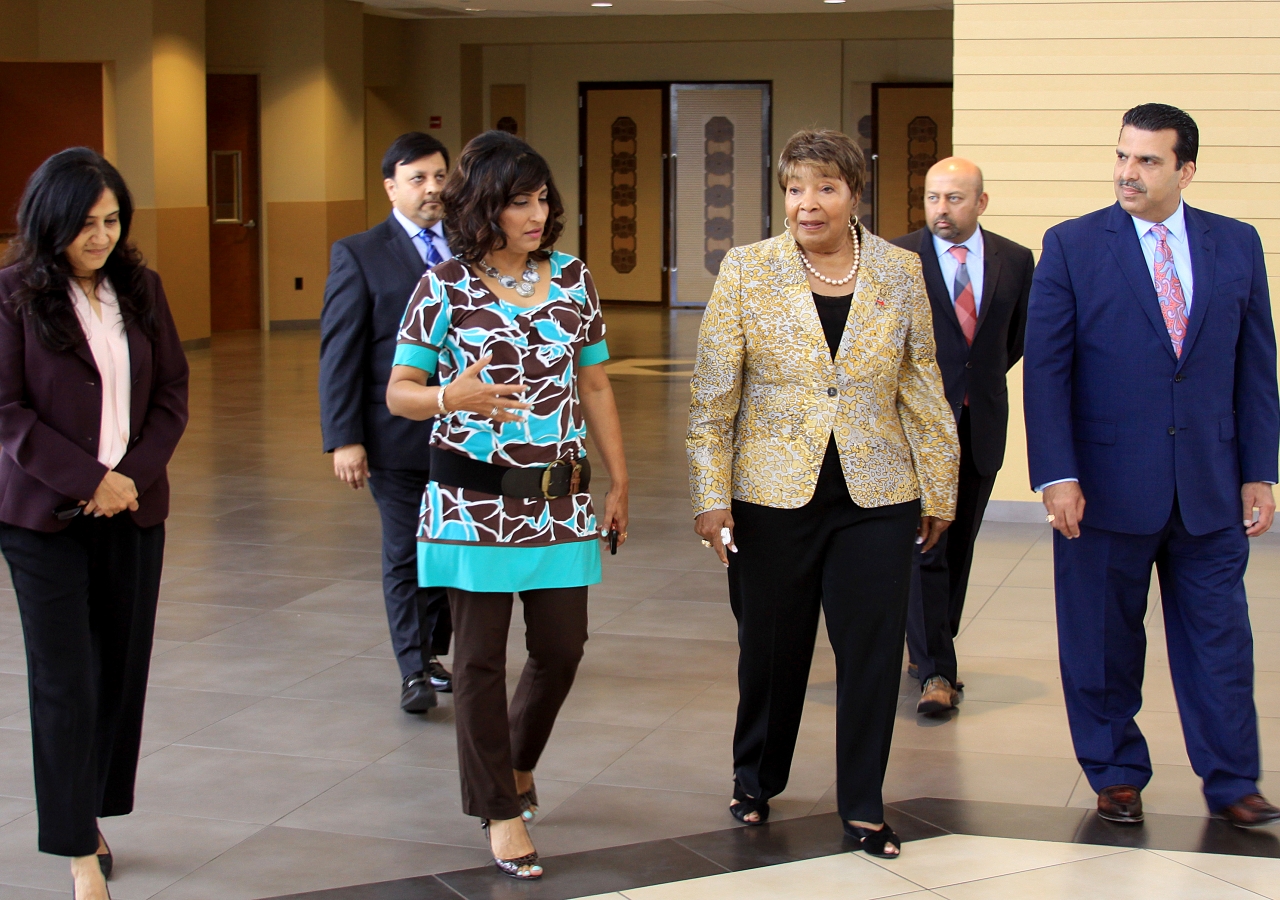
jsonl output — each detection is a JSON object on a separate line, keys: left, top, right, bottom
{"left": 480, "top": 819, "right": 543, "bottom": 880}
{"left": 518, "top": 782, "right": 539, "bottom": 823}
{"left": 729, "top": 780, "right": 770, "bottom": 826}
{"left": 97, "top": 828, "right": 113, "bottom": 879}
{"left": 844, "top": 821, "right": 901, "bottom": 858}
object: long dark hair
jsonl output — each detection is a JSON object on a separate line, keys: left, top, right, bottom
{"left": 5, "top": 148, "right": 153, "bottom": 351}
{"left": 442, "top": 130, "right": 564, "bottom": 263}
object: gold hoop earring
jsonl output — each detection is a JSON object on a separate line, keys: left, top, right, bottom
{"left": 849, "top": 214, "right": 860, "bottom": 231}
{"left": 783, "top": 217, "right": 792, "bottom": 230}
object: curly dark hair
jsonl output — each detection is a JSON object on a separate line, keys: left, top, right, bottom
{"left": 4, "top": 148, "right": 153, "bottom": 352}
{"left": 441, "top": 130, "right": 564, "bottom": 262}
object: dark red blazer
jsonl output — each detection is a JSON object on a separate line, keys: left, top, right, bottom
{"left": 0, "top": 264, "right": 189, "bottom": 532}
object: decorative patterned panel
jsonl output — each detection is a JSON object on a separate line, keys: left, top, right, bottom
{"left": 611, "top": 116, "right": 638, "bottom": 274}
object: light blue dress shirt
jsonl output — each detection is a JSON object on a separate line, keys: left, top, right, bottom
{"left": 1132, "top": 200, "right": 1193, "bottom": 313}
{"left": 933, "top": 225, "right": 985, "bottom": 315}
{"left": 393, "top": 208, "right": 452, "bottom": 265}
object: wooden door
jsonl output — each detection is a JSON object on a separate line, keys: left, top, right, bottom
{"left": 206, "top": 74, "right": 261, "bottom": 331}
{"left": 872, "top": 84, "right": 953, "bottom": 240}
{"left": 582, "top": 87, "right": 664, "bottom": 303}
{"left": 0, "top": 62, "right": 103, "bottom": 237}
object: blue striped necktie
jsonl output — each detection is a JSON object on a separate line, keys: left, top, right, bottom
{"left": 418, "top": 229, "right": 444, "bottom": 267}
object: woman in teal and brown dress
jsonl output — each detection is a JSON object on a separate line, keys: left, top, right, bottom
{"left": 387, "top": 130, "right": 629, "bottom": 881}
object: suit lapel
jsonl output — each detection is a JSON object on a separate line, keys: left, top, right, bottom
{"left": 973, "top": 235, "right": 1002, "bottom": 339}
{"left": 384, "top": 216, "right": 427, "bottom": 282}
{"left": 778, "top": 234, "right": 830, "bottom": 362}
{"left": 836, "top": 227, "right": 885, "bottom": 363}
{"left": 1175, "top": 204, "right": 1214, "bottom": 368}
{"left": 1105, "top": 203, "right": 1178, "bottom": 363}
{"left": 917, "top": 229, "right": 963, "bottom": 337}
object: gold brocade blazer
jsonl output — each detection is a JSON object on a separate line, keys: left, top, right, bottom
{"left": 687, "top": 229, "right": 959, "bottom": 519}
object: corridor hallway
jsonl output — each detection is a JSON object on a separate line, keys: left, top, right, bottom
{"left": 0, "top": 307, "right": 1277, "bottom": 898}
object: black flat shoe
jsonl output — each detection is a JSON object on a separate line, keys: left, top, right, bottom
{"left": 400, "top": 672, "right": 438, "bottom": 713}
{"left": 481, "top": 819, "right": 542, "bottom": 880}
{"left": 97, "top": 829, "right": 113, "bottom": 879}
{"left": 426, "top": 657, "right": 452, "bottom": 693}
{"left": 729, "top": 779, "right": 769, "bottom": 825}
{"left": 518, "top": 781, "right": 539, "bottom": 822}
{"left": 844, "top": 821, "right": 901, "bottom": 858}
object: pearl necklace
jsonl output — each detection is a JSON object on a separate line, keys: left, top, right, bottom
{"left": 797, "top": 222, "right": 861, "bottom": 287}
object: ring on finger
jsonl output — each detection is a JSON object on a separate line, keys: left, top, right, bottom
{"left": 1045, "top": 513, "right": 1056, "bottom": 523}
{"left": 700, "top": 539, "right": 712, "bottom": 548}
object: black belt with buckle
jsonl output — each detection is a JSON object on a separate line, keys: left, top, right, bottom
{"left": 429, "top": 447, "right": 591, "bottom": 500}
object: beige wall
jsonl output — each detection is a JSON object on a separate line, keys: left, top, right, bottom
{"left": 2, "top": 0, "right": 211, "bottom": 342}
{"left": 208, "top": 0, "right": 365, "bottom": 325}
{"left": 953, "top": 0, "right": 1280, "bottom": 504}
{"left": 394, "top": 10, "right": 952, "bottom": 255}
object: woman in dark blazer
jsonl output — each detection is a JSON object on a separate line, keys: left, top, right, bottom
{"left": 0, "top": 149, "right": 189, "bottom": 900}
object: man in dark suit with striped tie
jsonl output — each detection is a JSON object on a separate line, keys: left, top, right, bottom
{"left": 892, "top": 158, "right": 1034, "bottom": 716}
{"left": 320, "top": 132, "right": 454, "bottom": 713}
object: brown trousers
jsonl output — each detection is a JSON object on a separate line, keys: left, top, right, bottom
{"left": 448, "top": 586, "right": 588, "bottom": 820}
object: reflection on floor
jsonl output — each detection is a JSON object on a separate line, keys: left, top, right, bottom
{"left": 0, "top": 305, "right": 1275, "bottom": 899}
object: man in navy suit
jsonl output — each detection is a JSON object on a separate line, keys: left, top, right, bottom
{"left": 1025, "top": 104, "right": 1280, "bottom": 828}
{"left": 320, "top": 133, "right": 454, "bottom": 713}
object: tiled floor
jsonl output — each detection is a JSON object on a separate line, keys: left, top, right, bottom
{"left": 573, "top": 834, "right": 1280, "bottom": 900}
{"left": 0, "top": 305, "right": 1276, "bottom": 898}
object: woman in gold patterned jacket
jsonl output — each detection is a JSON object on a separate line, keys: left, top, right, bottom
{"left": 687, "top": 129, "right": 958, "bottom": 859}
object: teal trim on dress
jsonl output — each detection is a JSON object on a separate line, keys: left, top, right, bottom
{"left": 418, "top": 539, "right": 602, "bottom": 592}
{"left": 580, "top": 339, "right": 610, "bottom": 367}
{"left": 393, "top": 344, "right": 439, "bottom": 374}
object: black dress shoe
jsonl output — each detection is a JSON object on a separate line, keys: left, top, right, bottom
{"left": 1097, "top": 784, "right": 1143, "bottom": 823}
{"left": 1216, "top": 793, "right": 1280, "bottom": 829}
{"left": 97, "top": 828, "right": 112, "bottom": 879}
{"left": 426, "top": 657, "right": 452, "bottom": 693}
{"left": 400, "top": 672, "right": 437, "bottom": 712}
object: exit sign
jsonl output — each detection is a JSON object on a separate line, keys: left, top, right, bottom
{"left": 429, "top": 116, "right": 442, "bottom": 129}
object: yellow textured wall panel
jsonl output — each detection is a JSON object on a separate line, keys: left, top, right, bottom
{"left": 955, "top": 0, "right": 1280, "bottom": 503}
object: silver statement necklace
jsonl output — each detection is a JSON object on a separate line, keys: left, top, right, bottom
{"left": 479, "top": 257, "right": 540, "bottom": 298}
{"left": 798, "top": 222, "right": 861, "bottom": 287}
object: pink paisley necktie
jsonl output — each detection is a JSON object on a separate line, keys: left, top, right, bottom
{"left": 1151, "top": 224, "right": 1188, "bottom": 357}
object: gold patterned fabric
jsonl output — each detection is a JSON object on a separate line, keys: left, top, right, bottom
{"left": 687, "top": 228, "right": 959, "bottom": 519}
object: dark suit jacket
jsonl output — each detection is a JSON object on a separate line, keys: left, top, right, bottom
{"left": 0, "top": 265, "right": 190, "bottom": 532}
{"left": 891, "top": 226, "right": 1033, "bottom": 476}
{"left": 1024, "top": 202, "right": 1279, "bottom": 536}
{"left": 319, "top": 215, "right": 436, "bottom": 471}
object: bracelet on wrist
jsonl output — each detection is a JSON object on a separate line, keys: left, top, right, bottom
{"left": 437, "top": 383, "right": 449, "bottom": 415}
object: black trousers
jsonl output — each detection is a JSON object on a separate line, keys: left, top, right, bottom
{"left": 727, "top": 442, "right": 920, "bottom": 823}
{"left": 448, "top": 587, "right": 588, "bottom": 820}
{"left": 907, "top": 407, "right": 997, "bottom": 684}
{"left": 0, "top": 515, "right": 164, "bottom": 857}
{"left": 367, "top": 468, "right": 452, "bottom": 679}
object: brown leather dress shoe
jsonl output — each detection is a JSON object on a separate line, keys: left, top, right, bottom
{"left": 917, "top": 676, "right": 959, "bottom": 716}
{"left": 1097, "top": 785, "right": 1143, "bottom": 823}
{"left": 1216, "top": 793, "right": 1280, "bottom": 829}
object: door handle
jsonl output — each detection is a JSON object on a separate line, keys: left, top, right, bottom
{"left": 244, "top": 219, "right": 257, "bottom": 229}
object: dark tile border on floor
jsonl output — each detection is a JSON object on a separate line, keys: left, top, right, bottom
{"left": 265, "top": 797, "right": 1280, "bottom": 900}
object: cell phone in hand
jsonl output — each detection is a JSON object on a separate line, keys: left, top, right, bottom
{"left": 608, "top": 529, "right": 618, "bottom": 555}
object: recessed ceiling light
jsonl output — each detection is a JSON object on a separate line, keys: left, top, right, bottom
{"left": 824, "top": 0, "right": 847, "bottom": 4}
{"left": 591, "top": 2, "right": 613, "bottom": 6}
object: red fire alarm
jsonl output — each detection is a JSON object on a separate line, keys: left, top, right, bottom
{"left": 429, "top": 116, "right": 442, "bottom": 129}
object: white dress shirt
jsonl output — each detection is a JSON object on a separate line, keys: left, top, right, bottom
{"left": 70, "top": 279, "right": 131, "bottom": 469}
{"left": 1132, "top": 200, "right": 1193, "bottom": 313}
{"left": 933, "top": 224, "right": 985, "bottom": 315}
{"left": 393, "top": 208, "right": 452, "bottom": 265}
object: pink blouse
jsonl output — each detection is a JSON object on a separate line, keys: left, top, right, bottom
{"left": 70, "top": 279, "right": 131, "bottom": 468}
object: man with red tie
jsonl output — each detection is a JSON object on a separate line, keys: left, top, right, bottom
{"left": 892, "top": 159, "right": 1034, "bottom": 715}
{"left": 1025, "top": 104, "right": 1280, "bottom": 828}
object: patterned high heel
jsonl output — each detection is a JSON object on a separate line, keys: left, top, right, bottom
{"left": 480, "top": 819, "right": 543, "bottom": 880}
{"left": 518, "top": 781, "right": 539, "bottom": 822}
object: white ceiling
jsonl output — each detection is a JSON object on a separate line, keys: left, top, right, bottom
{"left": 360, "top": 0, "right": 949, "bottom": 19}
